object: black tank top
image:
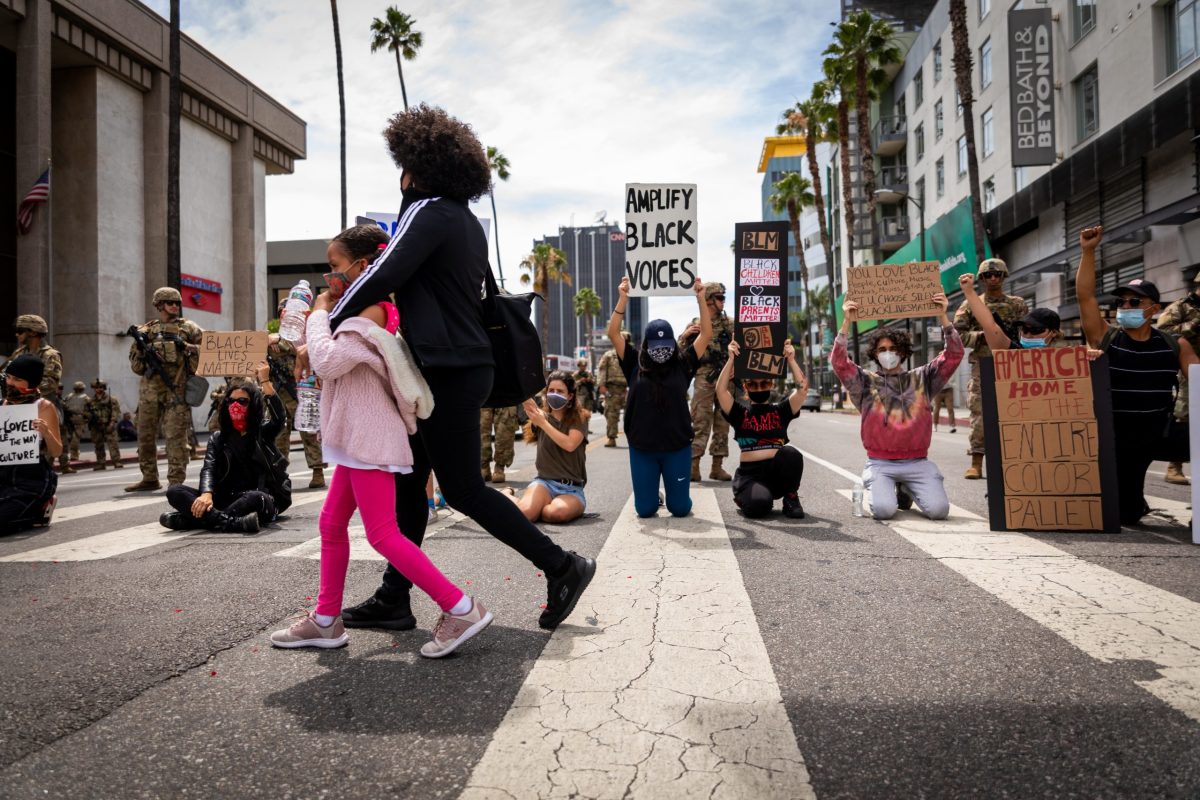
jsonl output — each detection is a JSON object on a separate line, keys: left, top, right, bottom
{"left": 1102, "top": 327, "right": 1178, "bottom": 418}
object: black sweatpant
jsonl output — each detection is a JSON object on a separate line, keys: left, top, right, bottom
{"left": 166, "top": 484, "right": 278, "bottom": 528}
{"left": 0, "top": 463, "right": 56, "bottom": 535}
{"left": 376, "top": 366, "right": 571, "bottom": 604}
{"left": 1113, "top": 415, "right": 1163, "bottom": 526}
{"left": 731, "top": 446, "right": 804, "bottom": 518}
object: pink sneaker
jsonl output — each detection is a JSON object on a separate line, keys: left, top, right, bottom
{"left": 269, "top": 612, "right": 350, "bottom": 649}
{"left": 419, "top": 598, "right": 494, "bottom": 659}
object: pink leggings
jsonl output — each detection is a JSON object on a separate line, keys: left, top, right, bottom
{"left": 317, "top": 466, "right": 464, "bottom": 616}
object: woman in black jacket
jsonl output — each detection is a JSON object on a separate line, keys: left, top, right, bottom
{"left": 323, "top": 104, "right": 594, "bottom": 632}
{"left": 160, "top": 363, "right": 291, "bottom": 533}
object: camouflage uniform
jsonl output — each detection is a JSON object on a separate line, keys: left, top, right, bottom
{"left": 481, "top": 406, "right": 518, "bottom": 480}
{"left": 573, "top": 365, "right": 596, "bottom": 412}
{"left": 207, "top": 383, "right": 227, "bottom": 433}
{"left": 268, "top": 338, "right": 324, "bottom": 469}
{"left": 9, "top": 315, "right": 66, "bottom": 470}
{"left": 681, "top": 287, "right": 734, "bottom": 464}
{"left": 954, "top": 285, "right": 1028, "bottom": 456}
{"left": 128, "top": 290, "right": 203, "bottom": 487}
{"left": 597, "top": 348, "right": 627, "bottom": 443}
{"left": 62, "top": 382, "right": 92, "bottom": 461}
{"left": 88, "top": 383, "right": 122, "bottom": 467}
{"left": 1156, "top": 292, "right": 1200, "bottom": 421}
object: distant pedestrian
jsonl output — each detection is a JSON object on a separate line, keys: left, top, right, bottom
{"left": 932, "top": 386, "right": 957, "bottom": 433}
{"left": 504, "top": 371, "right": 589, "bottom": 524}
{"left": 573, "top": 358, "right": 596, "bottom": 412}
{"left": 117, "top": 412, "right": 137, "bottom": 442}
{"left": 62, "top": 381, "right": 91, "bottom": 462}
{"left": 607, "top": 275, "right": 711, "bottom": 518}
{"left": 597, "top": 337, "right": 629, "bottom": 446}
{"left": 88, "top": 379, "right": 124, "bottom": 469}
{"left": 1, "top": 355, "right": 62, "bottom": 534}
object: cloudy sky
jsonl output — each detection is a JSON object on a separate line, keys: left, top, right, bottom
{"left": 144, "top": 0, "right": 835, "bottom": 331}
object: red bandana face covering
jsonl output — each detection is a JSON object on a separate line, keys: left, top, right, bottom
{"left": 228, "top": 402, "right": 249, "bottom": 432}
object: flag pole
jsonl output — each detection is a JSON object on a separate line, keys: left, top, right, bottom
{"left": 45, "top": 159, "right": 53, "bottom": 341}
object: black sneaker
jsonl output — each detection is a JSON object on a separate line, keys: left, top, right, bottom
{"left": 896, "top": 484, "right": 914, "bottom": 511}
{"left": 159, "top": 511, "right": 194, "bottom": 530}
{"left": 782, "top": 492, "right": 806, "bottom": 519}
{"left": 341, "top": 596, "right": 417, "bottom": 631}
{"left": 539, "top": 552, "right": 596, "bottom": 630}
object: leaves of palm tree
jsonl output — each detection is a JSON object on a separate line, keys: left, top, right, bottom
{"left": 486, "top": 146, "right": 511, "bottom": 286}
{"left": 369, "top": 7, "right": 423, "bottom": 111}
{"left": 519, "top": 243, "right": 571, "bottom": 355}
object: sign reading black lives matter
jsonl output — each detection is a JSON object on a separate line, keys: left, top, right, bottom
{"left": 733, "top": 221, "right": 789, "bottom": 379}
{"left": 0, "top": 404, "right": 41, "bottom": 466}
{"left": 1008, "top": 7, "right": 1056, "bottom": 167}
{"left": 624, "top": 183, "right": 697, "bottom": 296}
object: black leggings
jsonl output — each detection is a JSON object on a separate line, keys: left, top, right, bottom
{"left": 731, "top": 446, "right": 804, "bottom": 518}
{"left": 0, "top": 463, "right": 56, "bottom": 536}
{"left": 376, "top": 365, "right": 570, "bottom": 603}
{"left": 166, "top": 484, "right": 278, "bottom": 529}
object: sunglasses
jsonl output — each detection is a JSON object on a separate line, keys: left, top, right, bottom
{"left": 13, "top": 328, "right": 30, "bottom": 335}
{"left": 709, "top": 295, "right": 725, "bottom": 302}
{"left": 1019, "top": 326, "right": 1048, "bottom": 336}
{"left": 980, "top": 271, "right": 1003, "bottom": 280}
{"left": 1114, "top": 297, "right": 1149, "bottom": 308}
{"left": 228, "top": 397, "right": 250, "bottom": 406}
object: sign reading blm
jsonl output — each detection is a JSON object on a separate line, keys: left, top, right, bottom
{"left": 624, "top": 183, "right": 697, "bottom": 296}
{"left": 733, "top": 221, "right": 789, "bottom": 378}
{"left": 981, "top": 347, "right": 1119, "bottom": 533}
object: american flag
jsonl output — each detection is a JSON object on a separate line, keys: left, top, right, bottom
{"left": 17, "top": 167, "right": 50, "bottom": 235}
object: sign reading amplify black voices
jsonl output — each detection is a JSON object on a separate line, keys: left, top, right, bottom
{"left": 1008, "top": 7, "right": 1056, "bottom": 167}
{"left": 624, "top": 183, "right": 697, "bottom": 296}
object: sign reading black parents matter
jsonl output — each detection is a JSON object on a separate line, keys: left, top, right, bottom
{"left": 846, "top": 262, "right": 942, "bottom": 320}
{"left": 624, "top": 183, "right": 697, "bottom": 296}
{"left": 733, "top": 221, "right": 789, "bottom": 378}
{"left": 0, "top": 405, "right": 41, "bottom": 466}
{"left": 981, "top": 346, "right": 1119, "bottom": 533}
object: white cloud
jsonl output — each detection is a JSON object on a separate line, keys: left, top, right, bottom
{"left": 143, "top": 0, "right": 836, "bottom": 333}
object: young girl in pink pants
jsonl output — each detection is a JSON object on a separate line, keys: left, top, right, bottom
{"left": 270, "top": 224, "right": 492, "bottom": 658}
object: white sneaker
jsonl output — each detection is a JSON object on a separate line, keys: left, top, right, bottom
{"left": 419, "top": 598, "right": 493, "bottom": 658}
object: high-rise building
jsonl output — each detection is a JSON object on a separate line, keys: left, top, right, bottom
{"left": 843, "top": 0, "right": 938, "bottom": 32}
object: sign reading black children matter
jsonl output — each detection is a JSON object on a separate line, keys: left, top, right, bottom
{"left": 624, "top": 183, "right": 697, "bottom": 296}
{"left": 733, "top": 221, "right": 789, "bottom": 379}
{"left": 0, "top": 404, "right": 41, "bottom": 466}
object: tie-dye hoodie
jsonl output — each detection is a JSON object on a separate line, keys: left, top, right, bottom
{"left": 830, "top": 325, "right": 964, "bottom": 460}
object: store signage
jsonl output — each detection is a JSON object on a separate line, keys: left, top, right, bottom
{"left": 181, "top": 273, "right": 222, "bottom": 314}
{"left": 1008, "top": 8, "right": 1056, "bottom": 167}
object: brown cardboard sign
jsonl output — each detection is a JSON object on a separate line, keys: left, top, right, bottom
{"left": 846, "top": 261, "right": 942, "bottom": 320}
{"left": 196, "top": 331, "right": 269, "bottom": 377}
{"left": 733, "top": 221, "right": 789, "bottom": 378}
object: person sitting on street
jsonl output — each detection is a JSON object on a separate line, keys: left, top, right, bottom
{"left": 714, "top": 340, "right": 808, "bottom": 519}
{"left": 1, "top": 355, "right": 63, "bottom": 535}
{"left": 160, "top": 363, "right": 292, "bottom": 533}
{"left": 503, "top": 371, "right": 590, "bottom": 524}
{"left": 117, "top": 412, "right": 137, "bottom": 442}
{"left": 832, "top": 292, "right": 962, "bottom": 520}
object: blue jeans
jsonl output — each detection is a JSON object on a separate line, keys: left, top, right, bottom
{"left": 530, "top": 478, "right": 587, "bottom": 510}
{"left": 629, "top": 445, "right": 693, "bottom": 518}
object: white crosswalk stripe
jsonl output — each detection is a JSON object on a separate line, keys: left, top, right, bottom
{"left": 273, "top": 509, "right": 466, "bottom": 560}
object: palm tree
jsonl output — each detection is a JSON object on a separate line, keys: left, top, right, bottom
{"left": 821, "top": 56, "right": 857, "bottom": 270}
{"left": 167, "top": 0, "right": 180, "bottom": 289}
{"left": 573, "top": 287, "right": 602, "bottom": 366}
{"left": 331, "top": 0, "right": 347, "bottom": 229}
{"left": 369, "top": 7, "right": 423, "bottom": 111}
{"left": 770, "top": 172, "right": 817, "bottom": 377}
{"left": 486, "top": 146, "right": 511, "bottom": 288}
{"left": 519, "top": 243, "right": 571, "bottom": 356}
{"left": 950, "top": 0, "right": 987, "bottom": 263}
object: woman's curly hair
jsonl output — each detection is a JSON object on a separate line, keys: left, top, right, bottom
{"left": 383, "top": 104, "right": 491, "bottom": 203}
{"left": 866, "top": 329, "right": 913, "bottom": 365}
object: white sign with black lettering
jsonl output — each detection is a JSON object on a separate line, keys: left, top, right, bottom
{"left": 0, "top": 404, "right": 40, "bottom": 466}
{"left": 624, "top": 183, "right": 697, "bottom": 296}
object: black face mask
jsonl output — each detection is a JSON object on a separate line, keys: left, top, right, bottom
{"left": 748, "top": 390, "right": 772, "bottom": 404}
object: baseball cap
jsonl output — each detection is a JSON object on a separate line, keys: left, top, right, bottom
{"left": 1113, "top": 278, "right": 1160, "bottom": 304}
{"left": 642, "top": 319, "right": 677, "bottom": 361}
{"left": 1020, "top": 308, "right": 1061, "bottom": 331}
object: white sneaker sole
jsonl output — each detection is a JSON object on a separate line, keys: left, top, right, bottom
{"left": 419, "top": 611, "right": 494, "bottom": 659}
{"left": 270, "top": 633, "right": 350, "bottom": 649}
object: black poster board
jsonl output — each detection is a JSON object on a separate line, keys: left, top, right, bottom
{"left": 733, "top": 221, "right": 789, "bottom": 379}
{"left": 981, "top": 347, "right": 1120, "bottom": 533}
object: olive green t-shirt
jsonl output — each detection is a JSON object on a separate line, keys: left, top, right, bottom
{"left": 535, "top": 414, "right": 588, "bottom": 485}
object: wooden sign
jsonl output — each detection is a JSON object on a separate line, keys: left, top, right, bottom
{"left": 981, "top": 346, "right": 1119, "bottom": 532}
{"left": 624, "top": 183, "right": 697, "bottom": 296}
{"left": 733, "top": 221, "right": 789, "bottom": 378}
{"left": 846, "top": 261, "right": 942, "bottom": 320}
{"left": 0, "top": 404, "right": 40, "bottom": 466}
{"left": 196, "top": 331, "right": 269, "bottom": 378}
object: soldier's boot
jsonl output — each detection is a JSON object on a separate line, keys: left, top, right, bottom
{"left": 59, "top": 460, "right": 77, "bottom": 474}
{"left": 492, "top": 465, "right": 506, "bottom": 483}
{"left": 309, "top": 468, "right": 326, "bottom": 489}
{"left": 964, "top": 454, "right": 984, "bottom": 480}
{"left": 709, "top": 457, "right": 732, "bottom": 482}
{"left": 605, "top": 437, "right": 617, "bottom": 447}
{"left": 691, "top": 457, "right": 702, "bottom": 482}
{"left": 482, "top": 464, "right": 492, "bottom": 482}
{"left": 1165, "top": 462, "right": 1190, "bottom": 485}
{"left": 125, "top": 480, "right": 162, "bottom": 492}
{"left": 112, "top": 460, "right": 124, "bottom": 469}
{"left": 93, "top": 463, "right": 106, "bottom": 471}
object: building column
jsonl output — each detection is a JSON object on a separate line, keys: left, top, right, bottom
{"left": 143, "top": 69, "right": 168, "bottom": 295}
{"left": 15, "top": 0, "right": 52, "bottom": 322}
{"left": 231, "top": 125, "right": 257, "bottom": 329}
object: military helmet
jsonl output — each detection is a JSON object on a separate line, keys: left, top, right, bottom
{"left": 152, "top": 286, "right": 183, "bottom": 306}
{"left": 73, "top": 380, "right": 86, "bottom": 391}
{"left": 92, "top": 378, "right": 107, "bottom": 389}
{"left": 977, "top": 258, "right": 1009, "bottom": 278}
{"left": 14, "top": 314, "right": 48, "bottom": 335}
{"left": 704, "top": 281, "right": 726, "bottom": 298}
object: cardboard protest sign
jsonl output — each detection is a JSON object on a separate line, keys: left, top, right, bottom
{"left": 733, "top": 221, "right": 789, "bottom": 378}
{"left": 1191, "top": 363, "right": 1200, "bottom": 545}
{"left": 624, "top": 183, "right": 697, "bottom": 296}
{"left": 846, "top": 261, "right": 942, "bottom": 320}
{"left": 981, "top": 346, "right": 1119, "bottom": 533}
{"left": 0, "top": 404, "right": 41, "bottom": 466}
{"left": 196, "top": 331, "right": 270, "bottom": 377}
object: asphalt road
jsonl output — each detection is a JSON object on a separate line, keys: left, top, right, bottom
{"left": 1, "top": 410, "right": 1198, "bottom": 799}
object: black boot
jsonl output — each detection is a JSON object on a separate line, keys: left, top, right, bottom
{"left": 159, "top": 511, "right": 196, "bottom": 531}
{"left": 342, "top": 595, "right": 417, "bottom": 630}
{"left": 782, "top": 492, "right": 806, "bottom": 519}
{"left": 205, "top": 511, "right": 260, "bottom": 534}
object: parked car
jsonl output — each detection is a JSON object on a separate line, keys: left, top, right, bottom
{"left": 801, "top": 389, "right": 822, "bottom": 412}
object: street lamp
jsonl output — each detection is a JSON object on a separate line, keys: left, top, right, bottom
{"left": 875, "top": 188, "right": 928, "bottom": 363}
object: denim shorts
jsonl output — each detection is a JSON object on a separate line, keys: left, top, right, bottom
{"left": 530, "top": 478, "right": 587, "bottom": 510}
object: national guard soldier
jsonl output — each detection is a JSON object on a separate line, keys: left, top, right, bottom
{"left": 573, "top": 358, "right": 596, "bottom": 412}
{"left": 89, "top": 379, "right": 123, "bottom": 470}
{"left": 63, "top": 380, "right": 92, "bottom": 463}
{"left": 679, "top": 281, "right": 734, "bottom": 481}
{"left": 125, "top": 287, "right": 203, "bottom": 491}
{"left": 268, "top": 328, "right": 327, "bottom": 488}
{"left": 10, "top": 314, "right": 70, "bottom": 473}
{"left": 952, "top": 258, "right": 1027, "bottom": 480}
{"left": 597, "top": 332, "right": 630, "bottom": 447}
{"left": 481, "top": 406, "right": 518, "bottom": 483}
{"left": 1155, "top": 277, "right": 1200, "bottom": 485}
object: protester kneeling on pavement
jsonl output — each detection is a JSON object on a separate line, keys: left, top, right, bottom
{"left": 160, "top": 364, "right": 292, "bottom": 534}
{"left": 712, "top": 340, "right": 807, "bottom": 518}
{"left": 831, "top": 293, "right": 963, "bottom": 520}
{"left": 503, "top": 370, "right": 590, "bottom": 524}
{"left": 0, "top": 355, "right": 62, "bottom": 535}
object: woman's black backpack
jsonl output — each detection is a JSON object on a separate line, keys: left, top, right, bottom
{"left": 482, "top": 269, "right": 544, "bottom": 408}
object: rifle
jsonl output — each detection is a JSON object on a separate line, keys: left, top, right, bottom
{"left": 205, "top": 379, "right": 230, "bottom": 428}
{"left": 127, "top": 325, "right": 185, "bottom": 402}
{"left": 267, "top": 354, "right": 297, "bottom": 401}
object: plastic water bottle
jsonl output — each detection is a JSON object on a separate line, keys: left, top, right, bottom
{"left": 278, "top": 280, "right": 314, "bottom": 342}
{"left": 851, "top": 481, "right": 865, "bottom": 517}
{"left": 294, "top": 375, "right": 321, "bottom": 432}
